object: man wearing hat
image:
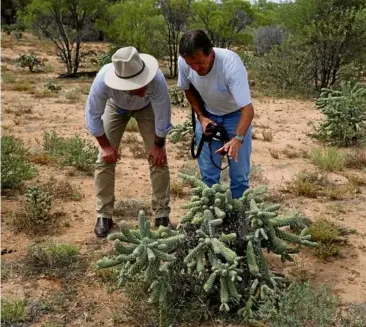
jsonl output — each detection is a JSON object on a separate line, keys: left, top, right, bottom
{"left": 85, "top": 47, "right": 172, "bottom": 238}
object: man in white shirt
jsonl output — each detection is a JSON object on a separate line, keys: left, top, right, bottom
{"left": 177, "top": 30, "right": 254, "bottom": 198}
{"left": 85, "top": 47, "right": 172, "bottom": 237}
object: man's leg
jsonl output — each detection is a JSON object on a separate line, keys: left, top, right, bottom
{"left": 132, "top": 104, "right": 171, "bottom": 226}
{"left": 223, "top": 112, "right": 252, "bottom": 199}
{"left": 94, "top": 100, "right": 131, "bottom": 236}
{"left": 196, "top": 119, "right": 222, "bottom": 187}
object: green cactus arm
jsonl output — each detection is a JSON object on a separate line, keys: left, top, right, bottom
{"left": 249, "top": 278, "right": 259, "bottom": 295}
{"left": 212, "top": 238, "right": 237, "bottom": 263}
{"left": 226, "top": 276, "right": 240, "bottom": 299}
{"left": 184, "top": 242, "right": 205, "bottom": 264}
{"left": 144, "top": 260, "right": 160, "bottom": 282}
{"left": 148, "top": 282, "right": 161, "bottom": 303}
{"left": 113, "top": 240, "right": 137, "bottom": 254}
{"left": 219, "top": 277, "right": 230, "bottom": 311}
{"left": 214, "top": 206, "right": 226, "bottom": 219}
{"left": 203, "top": 271, "right": 218, "bottom": 292}
{"left": 219, "top": 233, "right": 237, "bottom": 243}
{"left": 269, "top": 215, "right": 302, "bottom": 227}
{"left": 138, "top": 211, "right": 150, "bottom": 238}
{"left": 152, "top": 248, "right": 176, "bottom": 262}
{"left": 159, "top": 281, "right": 167, "bottom": 303}
{"left": 246, "top": 241, "right": 260, "bottom": 276}
{"left": 158, "top": 234, "right": 185, "bottom": 248}
{"left": 196, "top": 254, "right": 205, "bottom": 273}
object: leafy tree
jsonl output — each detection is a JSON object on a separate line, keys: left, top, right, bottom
{"left": 22, "top": 0, "right": 102, "bottom": 73}
{"left": 190, "top": 0, "right": 221, "bottom": 45}
{"left": 279, "top": 0, "right": 366, "bottom": 90}
{"left": 157, "top": 0, "right": 192, "bottom": 77}
{"left": 97, "top": 0, "right": 161, "bottom": 56}
{"left": 190, "top": 0, "right": 254, "bottom": 48}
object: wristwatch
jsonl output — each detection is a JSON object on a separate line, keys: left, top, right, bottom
{"left": 234, "top": 133, "right": 245, "bottom": 143}
{"left": 154, "top": 138, "right": 166, "bottom": 148}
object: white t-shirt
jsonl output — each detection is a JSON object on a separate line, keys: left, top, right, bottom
{"left": 177, "top": 48, "right": 251, "bottom": 115}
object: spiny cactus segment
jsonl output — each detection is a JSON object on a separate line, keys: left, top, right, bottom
{"left": 97, "top": 210, "right": 185, "bottom": 287}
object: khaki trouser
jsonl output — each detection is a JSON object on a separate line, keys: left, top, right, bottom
{"left": 94, "top": 99, "right": 171, "bottom": 219}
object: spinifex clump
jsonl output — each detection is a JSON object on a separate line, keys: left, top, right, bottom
{"left": 98, "top": 173, "right": 317, "bottom": 322}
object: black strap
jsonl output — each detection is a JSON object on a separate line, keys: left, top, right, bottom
{"left": 189, "top": 83, "right": 230, "bottom": 171}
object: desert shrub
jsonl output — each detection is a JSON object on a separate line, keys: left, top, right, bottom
{"left": 125, "top": 118, "right": 139, "bottom": 133}
{"left": 97, "top": 175, "right": 318, "bottom": 325}
{"left": 340, "top": 303, "right": 366, "bottom": 327}
{"left": 44, "top": 80, "right": 61, "bottom": 93}
{"left": 178, "top": 162, "right": 200, "bottom": 178}
{"left": 308, "top": 218, "right": 345, "bottom": 259}
{"left": 310, "top": 147, "right": 346, "bottom": 171}
{"left": 170, "top": 179, "right": 187, "bottom": 198}
{"left": 41, "top": 180, "right": 83, "bottom": 201}
{"left": 247, "top": 43, "right": 314, "bottom": 96}
{"left": 255, "top": 26, "right": 285, "bottom": 55}
{"left": 16, "top": 53, "right": 44, "bottom": 72}
{"left": 262, "top": 130, "right": 274, "bottom": 142}
{"left": 169, "top": 87, "right": 188, "bottom": 107}
{"left": 1, "top": 298, "right": 28, "bottom": 325}
{"left": 286, "top": 171, "right": 326, "bottom": 198}
{"left": 1, "top": 72, "right": 17, "bottom": 84}
{"left": 42, "top": 131, "right": 98, "bottom": 173}
{"left": 65, "top": 88, "right": 81, "bottom": 102}
{"left": 27, "top": 240, "right": 79, "bottom": 276}
{"left": 257, "top": 282, "right": 338, "bottom": 327}
{"left": 312, "top": 82, "right": 366, "bottom": 146}
{"left": 169, "top": 119, "right": 193, "bottom": 144}
{"left": 113, "top": 198, "right": 152, "bottom": 219}
{"left": 13, "top": 186, "right": 63, "bottom": 236}
{"left": 1, "top": 135, "right": 37, "bottom": 189}
{"left": 345, "top": 148, "right": 366, "bottom": 169}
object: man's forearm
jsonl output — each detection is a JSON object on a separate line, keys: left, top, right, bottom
{"left": 235, "top": 103, "right": 254, "bottom": 136}
{"left": 184, "top": 89, "right": 204, "bottom": 116}
{"left": 96, "top": 134, "right": 111, "bottom": 148}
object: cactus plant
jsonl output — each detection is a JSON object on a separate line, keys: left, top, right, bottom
{"left": 98, "top": 174, "right": 318, "bottom": 323}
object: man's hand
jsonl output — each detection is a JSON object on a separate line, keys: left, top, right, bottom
{"left": 216, "top": 137, "right": 242, "bottom": 162}
{"left": 199, "top": 116, "right": 216, "bottom": 135}
{"left": 147, "top": 144, "right": 167, "bottom": 167}
{"left": 101, "top": 144, "right": 120, "bottom": 163}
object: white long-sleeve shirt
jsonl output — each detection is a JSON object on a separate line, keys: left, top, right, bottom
{"left": 85, "top": 64, "right": 172, "bottom": 138}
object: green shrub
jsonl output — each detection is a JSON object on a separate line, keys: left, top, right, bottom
{"left": 313, "top": 82, "right": 366, "bottom": 146}
{"left": 44, "top": 80, "right": 61, "bottom": 93}
{"left": 27, "top": 241, "right": 79, "bottom": 270}
{"left": 1, "top": 298, "right": 28, "bottom": 324}
{"left": 1, "top": 71, "right": 17, "bottom": 84}
{"left": 308, "top": 218, "right": 344, "bottom": 259}
{"left": 42, "top": 131, "right": 98, "bottom": 173}
{"left": 247, "top": 43, "right": 314, "bottom": 96}
{"left": 13, "top": 186, "right": 63, "bottom": 236}
{"left": 16, "top": 53, "right": 44, "bottom": 72}
{"left": 65, "top": 88, "right": 82, "bottom": 102}
{"left": 1, "top": 135, "right": 37, "bottom": 189}
{"left": 340, "top": 303, "right": 366, "bottom": 327}
{"left": 310, "top": 147, "right": 346, "bottom": 171}
{"left": 257, "top": 282, "right": 338, "bottom": 327}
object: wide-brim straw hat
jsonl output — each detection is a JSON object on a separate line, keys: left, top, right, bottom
{"left": 104, "top": 46, "right": 158, "bottom": 91}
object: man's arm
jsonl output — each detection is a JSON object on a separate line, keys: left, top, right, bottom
{"left": 148, "top": 71, "right": 173, "bottom": 166}
{"left": 235, "top": 103, "right": 254, "bottom": 137}
{"left": 85, "top": 68, "right": 120, "bottom": 163}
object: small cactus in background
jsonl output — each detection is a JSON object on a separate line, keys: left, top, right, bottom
{"left": 17, "top": 53, "right": 44, "bottom": 72}
{"left": 169, "top": 119, "right": 193, "bottom": 144}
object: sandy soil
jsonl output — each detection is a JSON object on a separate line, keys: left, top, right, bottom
{"left": 1, "top": 33, "right": 365, "bottom": 326}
